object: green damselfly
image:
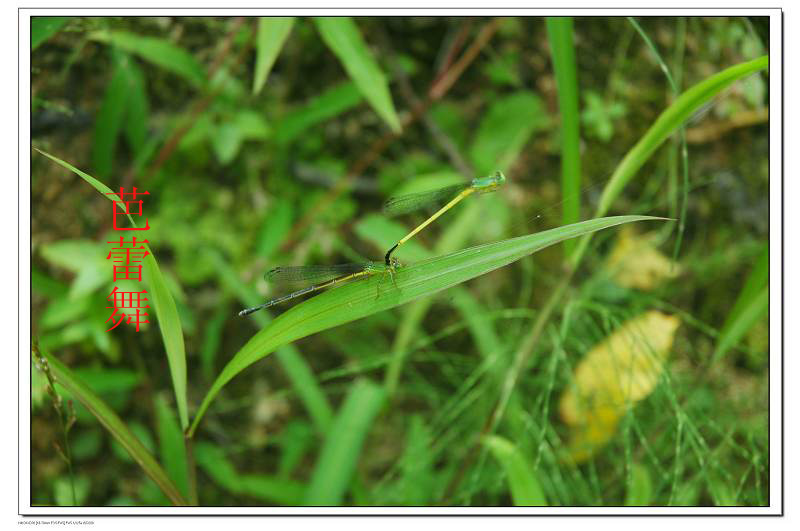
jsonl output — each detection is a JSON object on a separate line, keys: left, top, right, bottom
{"left": 239, "top": 258, "right": 401, "bottom": 316}
{"left": 383, "top": 171, "right": 507, "bottom": 266}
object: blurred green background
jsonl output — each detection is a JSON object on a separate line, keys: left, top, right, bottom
{"left": 31, "top": 16, "right": 769, "bottom": 507}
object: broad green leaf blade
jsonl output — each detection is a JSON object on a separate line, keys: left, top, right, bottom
{"left": 469, "top": 91, "right": 547, "bottom": 175}
{"left": 546, "top": 17, "right": 582, "bottom": 255}
{"left": 713, "top": 286, "right": 768, "bottom": 363}
{"left": 483, "top": 435, "right": 547, "bottom": 506}
{"left": 194, "top": 442, "right": 306, "bottom": 505}
{"left": 31, "top": 17, "right": 69, "bottom": 51}
{"left": 303, "top": 380, "right": 385, "bottom": 505}
{"left": 154, "top": 395, "right": 189, "bottom": 500}
{"left": 252, "top": 17, "right": 295, "bottom": 95}
{"left": 274, "top": 81, "right": 362, "bottom": 145}
{"left": 190, "top": 215, "right": 666, "bottom": 434}
{"left": 35, "top": 349, "right": 186, "bottom": 506}
{"left": 75, "top": 48, "right": 151, "bottom": 174}
{"left": 713, "top": 241, "right": 769, "bottom": 362}
{"left": 313, "top": 17, "right": 401, "bottom": 133}
{"left": 91, "top": 59, "right": 126, "bottom": 177}
{"left": 89, "top": 30, "right": 206, "bottom": 88}
{"left": 34, "top": 149, "right": 189, "bottom": 429}
{"left": 121, "top": 58, "right": 150, "bottom": 157}
{"left": 571, "top": 55, "right": 768, "bottom": 265}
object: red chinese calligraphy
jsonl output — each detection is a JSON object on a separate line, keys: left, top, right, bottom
{"left": 106, "top": 287, "right": 150, "bottom": 332}
{"left": 105, "top": 186, "right": 150, "bottom": 230}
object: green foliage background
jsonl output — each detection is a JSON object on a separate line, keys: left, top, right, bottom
{"left": 31, "top": 16, "right": 769, "bottom": 507}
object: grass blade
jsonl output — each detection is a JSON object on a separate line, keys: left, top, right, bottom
{"left": 34, "top": 348, "right": 186, "bottom": 505}
{"left": 190, "top": 215, "right": 666, "bottom": 434}
{"left": 469, "top": 91, "right": 547, "bottom": 175}
{"left": 313, "top": 17, "right": 401, "bottom": 133}
{"left": 31, "top": 16, "right": 69, "bottom": 51}
{"left": 34, "top": 149, "right": 189, "bottom": 429}
{"left": 625, "top": 463, "right": 654, "bottom": 506}
{"left": 713, "top": 286, "right": 768, "bottom": 363}
{"left": 122, "top": 56, "right": 150, "bottom": 157}
{"left": 713, "top": 241, "right": 769, "bottom": 362}
{"left": 252, "top": 17, "right": 295, "bottom": 94}
{"left": 194, "top": 442, "right": 306, "bottom": 505}
{"left": 303, "top": 379, "right": 385, "bottom": 505}
{"left": 89, "top": 30, "right": 206, "bottom": 88}
{"left": 154, "top": 395, "right": 189, "bottom": 500}
{"left": 483, "top": 435, "right": 547, "bottom": 506}
{"left": 546, "top": 17, "right": 582, "bottom": 256}
{"left": 570, "top": 55, "right": 768, "bottom": 265}
{"left": 92, "top": 51, "right": 132, "bottom": 178}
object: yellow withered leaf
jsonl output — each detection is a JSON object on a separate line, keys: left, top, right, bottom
{"left": 606, "top": 226, "right": 681, "bottom": 290}
{"left": 559, "top": 311, "right": 681, "bottom": 463}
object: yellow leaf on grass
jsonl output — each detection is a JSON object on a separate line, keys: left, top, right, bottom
{"left": 605, "top": 226, "right": 680, "bottom": 290}
{"left": 559, "top": 310, "right": 681, "bottom": 462}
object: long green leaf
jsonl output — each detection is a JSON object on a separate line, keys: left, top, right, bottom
{"left": 35, "top": 349, "right": 186, "bottom": 505}
{"left": 275, "top": 81, "right": 362, "bottom": 145}
{"left": 89, "top": 30, "right": 206, "bottom": 88}
{"left": 190, "top": 215, "right": 665, "bottom": 434}
{"left": 713, "top": 286, "right": 768, "bottom": 363}
{"left": 34, "top": 149, "right": 189, "bottom": 429}
{"left": 194, "top": 442, "right": 306, "bottom": 505}
{"left": 303, "top": 380, "right": 385, "bottom": 505}
{"left": 469, "top": 91, "right": 547, "bottom": 175}
{"left": 546, "top": 17, "right": 582, "bottom": 256}
{"left": 31, "top": 17, "right": 69, "bottom": 51}
{"left": 91, "top": 52, "right": 129, "bottom": 178}
{"left": 154, "top": 395, "right": 189, "bottom": 500}
{"left": 570, "top": 55, "right": 768, "bottom": 265}
{"left": 313, "top": 17, "right": 401, "bottom": 133}
{"left": 252, "top": 17, "right": 295, "bottom": 94}
{"left": 122, "top": 57, "right": 150, "bottom": 157}
{"left": 713, "top": 241, "right": 769, "bottom": 362}
{"left": 483, "top": 435, "right": 547, "bottom": 506}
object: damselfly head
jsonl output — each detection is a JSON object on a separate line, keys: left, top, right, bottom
{"left": 472, "top": 170, "right": 507, "bottom": 193}
{"left": 389, "top": 257, "right": 402, "bottom": 269}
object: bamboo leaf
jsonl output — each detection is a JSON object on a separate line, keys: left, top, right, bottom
{"left": 275, "top": 82, "right": 362, "bottom": 145}
{"left": 89, "top": 30, "right": 206, "bottom": 87}
{"left": 35, "top": 349, "right": 186, "bottom": 505}
{"left": 313, "top": 17, "right": 401, "bottom": 133}
{"left": 190, "top": 215, "right": 667, "bottom": 434}
{"left": 34, "top": 149, "right": 189, "bottom": 429}
{"left": 252, "top": 17, "right": 295, "bottom": 94}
